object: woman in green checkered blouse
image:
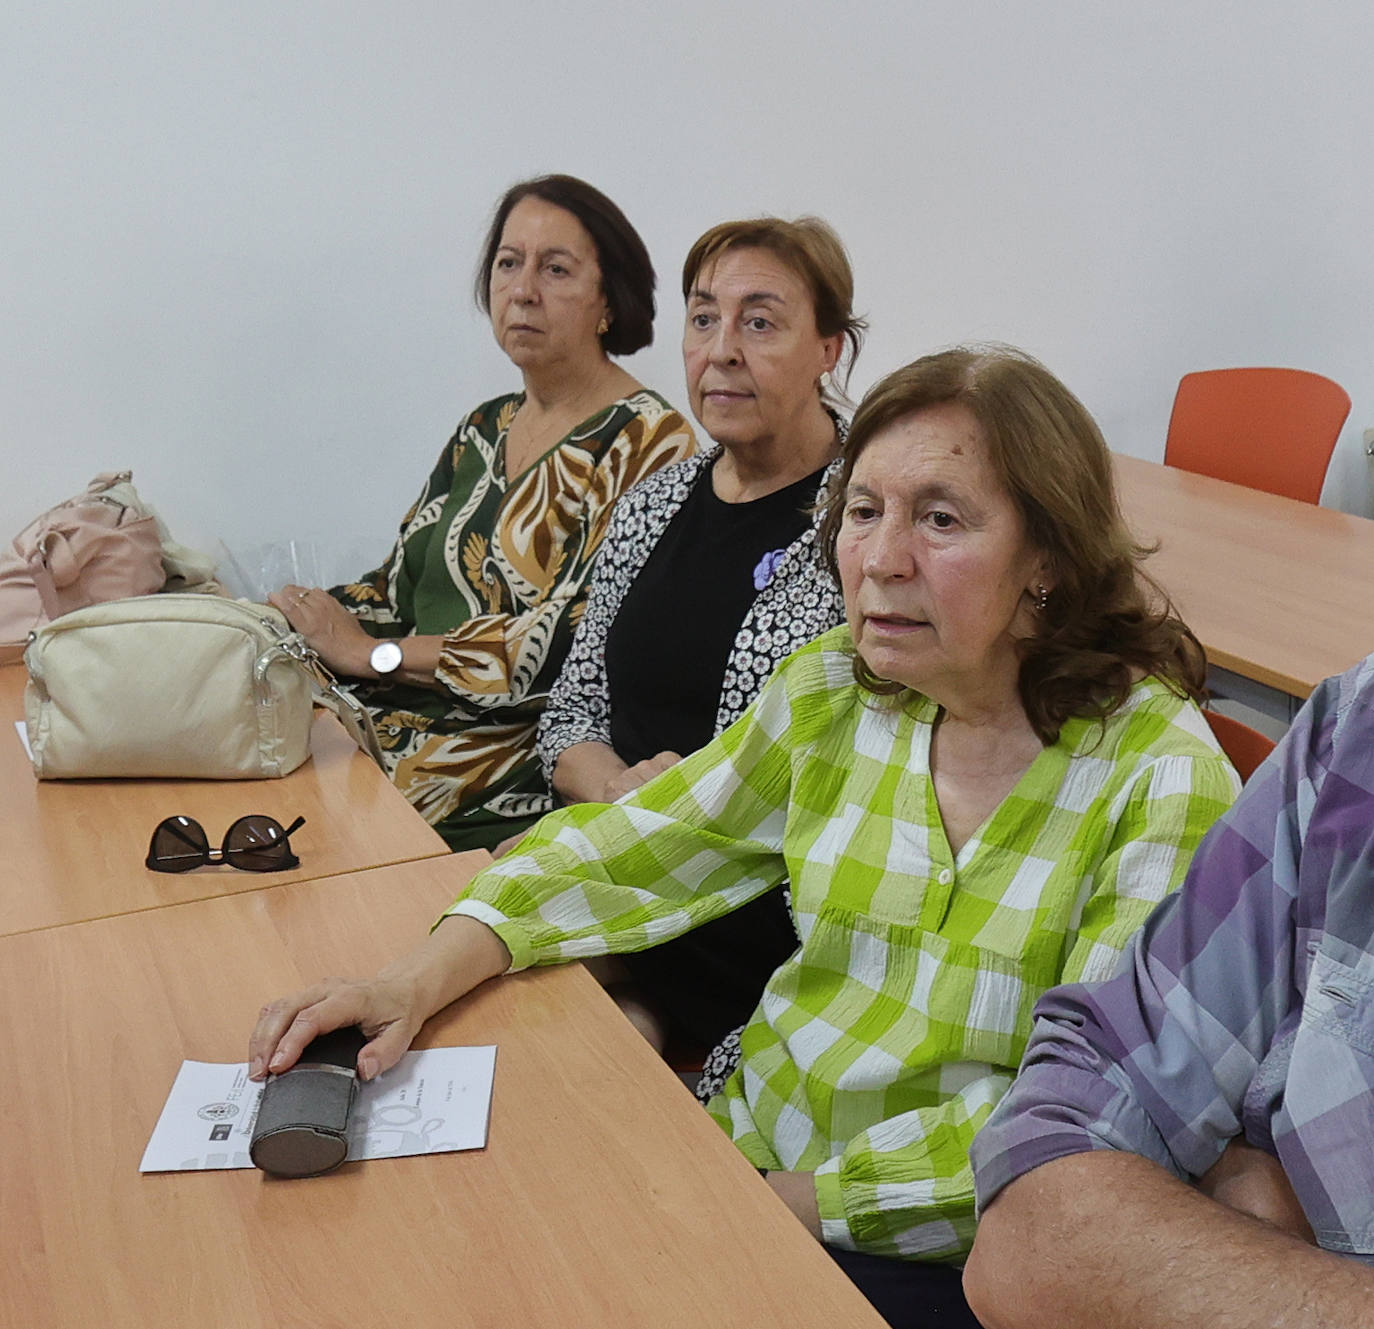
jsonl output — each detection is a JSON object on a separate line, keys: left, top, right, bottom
{"left": 252, "top": 346, "right": 1239, "bottom": 1328}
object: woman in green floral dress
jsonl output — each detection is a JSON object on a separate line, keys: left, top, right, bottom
{"left": 270, "top": 176, "right": 694, "bottom": 851}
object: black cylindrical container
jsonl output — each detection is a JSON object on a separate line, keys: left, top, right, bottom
{"left": 250, "top": 1026, "right": 367, "bottom": 1178}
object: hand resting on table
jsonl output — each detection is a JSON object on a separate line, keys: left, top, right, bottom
{"left": 248, "top": 915, "right": 512, "bottom": 1082}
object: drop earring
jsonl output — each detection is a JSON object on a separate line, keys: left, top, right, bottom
{"left": 818, "top": 370, "right": 833, "bottom": 393}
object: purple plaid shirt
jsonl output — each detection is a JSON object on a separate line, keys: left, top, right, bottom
{"left": 971, "top": 653, "right": 1374, "bottom": 1261}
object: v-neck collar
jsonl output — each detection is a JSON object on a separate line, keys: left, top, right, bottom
{"left": 914, "top": 692, "right": 1075, "bottom": 874}
{"left": 495, "top": 391, "right": 639, "bottom": 489}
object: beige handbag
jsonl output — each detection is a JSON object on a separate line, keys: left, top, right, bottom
{"left": 23, "top": 594, "right": 383, "bottom": 780}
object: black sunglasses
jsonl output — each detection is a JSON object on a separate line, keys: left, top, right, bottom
{"left": 146, "top": 814, "right": 306, "bottom": 874}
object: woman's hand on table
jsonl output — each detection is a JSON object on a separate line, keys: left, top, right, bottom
{"left": 249, "top": 973, "right": 423, "bottom": 1083}
{"left": 248, "top": 916, "right": 513, "bottom": 1082}
{"left": 269, "top": 584, "right": 377, "bottom": 677}
{"left": 603, "top": 750, "right": 682, "bottom": 802}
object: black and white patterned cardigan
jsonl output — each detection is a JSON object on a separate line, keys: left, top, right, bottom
{"left": 537, "top": 442, "right": 847, "bottom": 786}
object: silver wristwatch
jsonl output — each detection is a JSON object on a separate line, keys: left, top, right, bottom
{"left": 369, "top": 640, "right": 403, "bottom": 676}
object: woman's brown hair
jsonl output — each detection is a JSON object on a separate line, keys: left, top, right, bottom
{"left": 681, "top": 216, "right": 866, "bottom": 408}
{"left": 818, "top": 344, "right": 1206, "bottom": 743}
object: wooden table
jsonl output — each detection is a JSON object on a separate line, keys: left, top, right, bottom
{"left": 0, "top": 856, "right": 883, "bottom": 1328}
{"left": 1115, "top": 455, "right": 1374, "bottom": 709}
{"left": 0, "top": 664, "right": 446, "bottom": 937}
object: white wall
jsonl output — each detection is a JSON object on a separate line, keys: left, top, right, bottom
{"left": 5, "top": 0, "right": 1373, "bottom": 589}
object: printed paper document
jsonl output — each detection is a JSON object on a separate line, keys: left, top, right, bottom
{"left": 140, "top": 1045, "right": 496, "bottom": 1172}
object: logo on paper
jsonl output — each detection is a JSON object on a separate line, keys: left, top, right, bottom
{"left": 209, "top": 1124, "right": 232, "bottom": 1142}
{"left": 197, "top": 1102, "right": 239, "bottom": 1122}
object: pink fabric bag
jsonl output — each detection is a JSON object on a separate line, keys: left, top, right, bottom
{"left": 0, "top": 472, "right": 167, "bottom": 663}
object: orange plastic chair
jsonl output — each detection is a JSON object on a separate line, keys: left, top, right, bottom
{"left": 1204, "top": 709, "right": 1277, "bottom": 784}
{"left": 1164, "top": 368, "right": 1351, "bottom": 504}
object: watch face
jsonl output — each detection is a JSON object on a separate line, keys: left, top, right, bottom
{"left": 370, "top": 641, "right": 403, "bottom": 675}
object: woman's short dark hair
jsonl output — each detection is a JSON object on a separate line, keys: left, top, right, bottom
{"left": 474, "top": 175, "right": 656, "bottom": 356}
{"left": 681, "top": 216, "right": 866, "bottom": 409}
{"left": 819, "top": 344, "right": 1207, "bottom": 743}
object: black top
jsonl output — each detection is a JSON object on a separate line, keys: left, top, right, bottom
{"left": 604, "top": 460, "right": 827, "bottom": 767}
{"left": 601, "top": 456, "right": 830, "bottom": 1050}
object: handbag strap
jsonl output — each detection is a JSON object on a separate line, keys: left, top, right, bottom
{"left": 317, "top": 679, "right": 387, "bottom": 770}
{"left": 267, "top": 634, "right": 386, "bottom": 769}
{"left": 27, "top": 545, "right": 63, "bottom": 621}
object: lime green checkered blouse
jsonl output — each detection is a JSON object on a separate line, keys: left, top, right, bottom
{"left": 447, "top": 626, "right": 1238, "bottom": 1260}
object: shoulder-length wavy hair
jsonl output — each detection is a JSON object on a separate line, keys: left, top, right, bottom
{"left": 818, "top": 345, "right": 1206, "bottom": 743}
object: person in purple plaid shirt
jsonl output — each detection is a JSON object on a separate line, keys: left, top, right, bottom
{"left": 964, "top": 653, "right": 1374, "bottom": 1328}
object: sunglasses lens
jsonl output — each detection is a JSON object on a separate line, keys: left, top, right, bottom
{"left": 147, "top": 816, "right": 211, "bottom": 873}
{"left": 224, "top": 815, "right": 300, "bottom": 872}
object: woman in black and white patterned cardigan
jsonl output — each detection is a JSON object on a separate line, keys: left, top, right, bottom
{"left": 535, "top": 215, "right": 864, "bottom": 1083}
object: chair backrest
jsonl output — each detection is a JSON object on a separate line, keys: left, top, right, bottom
{"left": 1204, "top": 709, "right": 1277, "bottom": 784}
{"left": 1164, "top": 368, "right": 1351, "bottom": 504}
